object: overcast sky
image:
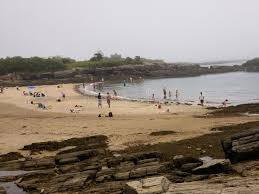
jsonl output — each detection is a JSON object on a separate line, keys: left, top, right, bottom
{"left": 0, "top": 0, "right": 259, "bottom": 62}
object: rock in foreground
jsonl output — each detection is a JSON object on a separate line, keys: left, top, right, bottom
{"left": 222, "top": 128, "right": 259, "bottom": 163}
{"left": 125, "top": 176, "right": 171, "bottom": 194}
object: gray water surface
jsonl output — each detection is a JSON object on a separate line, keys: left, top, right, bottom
{"left": 95, "top": 72, "right": 259, "bottom": 105}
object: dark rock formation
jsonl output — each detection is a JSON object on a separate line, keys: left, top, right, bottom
{"left": 192, "top": 159, "right": 232, "bottom": 174}
{"left": 242, "top": 58, "right": 259, "bottom": 72}
{"left": 0, "top": 63, "right": 244, "bottom": 86}
{"left": 0, "top": 187, "right": 6, "bottom": 194}
{"left": 0, "top": 135, "right": 239, "bottom": 194}
{"left": 221, "top": 129, "right": 259, "bottom": 163}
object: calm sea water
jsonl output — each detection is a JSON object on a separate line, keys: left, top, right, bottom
{"left": 92, "top": 72, "right": 259, "bottom": 105}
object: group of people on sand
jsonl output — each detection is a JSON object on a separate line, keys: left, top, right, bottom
{"left": 97, "top": 92, "right": 112, "bottom": 108}
{"left": 23, "top": 91, "right": 46, "bottom": 98}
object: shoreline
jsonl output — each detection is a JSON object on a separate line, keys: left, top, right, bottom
{"left": 0, "top": 83, "right": 259, "bottom": 155}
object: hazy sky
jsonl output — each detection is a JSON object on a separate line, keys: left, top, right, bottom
{"left": 0, "top": 0, "right": 259, "bottom": 62}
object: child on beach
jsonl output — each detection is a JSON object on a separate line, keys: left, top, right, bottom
{"left": 97, "top": 93, "right": 102, "bottom": 108}
{"left": 106, "top": 92, "right": 111, "bottom": 108}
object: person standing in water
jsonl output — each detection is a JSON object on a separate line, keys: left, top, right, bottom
{"left": 169, "top": 90, "right": 172, "bottom": 100}
{"left": 97, "top": 93, "right": 102, "bottom": 108}
{"left": 106, "top": 92, "right": 111, "bottom": 108}
{"left": 152, "top": 93, "right": 155, "bottom": 101}
{"left": 199, "top": 92, "right": 205, "bottom": 106}
{"left": 123, "top": 80, "right": 126, "bottom": 87}
{"left": 113, "top": 90, "right": 117, "bottom": 97}
{"left": 163, "top": 88, "right": 167, "bottom": 99}
{"left": 175, "top": 89, "right": 179, "bottom": 102}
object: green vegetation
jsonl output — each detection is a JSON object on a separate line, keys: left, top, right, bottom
{"left": 67, "top": 52, "right": 143, "bottom": 69}
{"left": 0, "top": 56, "right": 74, "bottom": 75}
{"left": 0, "top": 52, "right": 145, "bottom": 75}
{"left": 66, "top": 58, "right": 142, "bottom": 69}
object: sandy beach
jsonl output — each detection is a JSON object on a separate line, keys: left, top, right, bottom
{"left": 0, "top": 83, "right": 259, "bottom": 155}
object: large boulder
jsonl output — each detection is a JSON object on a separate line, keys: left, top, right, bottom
{"left": 124, "top": 176, "right": 171, "bottom": 194}
{"left": 0, "top": 187, "right": 6, "bottom": 194}
{"left": 221, "top": 128, "right": 259, "bottom": 163}
{"left": 172, "top": 155, "right": 202, "bottom": 168}
{"left": 192, "top": 159, "right": 232, "bottom": 174}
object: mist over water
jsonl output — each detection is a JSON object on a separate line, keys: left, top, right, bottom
{"left": 95, "top": 72, "right": 259, "bottom": 105}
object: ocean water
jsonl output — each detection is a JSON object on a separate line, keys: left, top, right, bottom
{"left": 89, "top": 72, "right": 259, "bottom": 105}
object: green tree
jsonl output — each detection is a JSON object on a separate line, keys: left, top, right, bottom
{"left": 90, "top": 52, "right": 103, "bottom": 61}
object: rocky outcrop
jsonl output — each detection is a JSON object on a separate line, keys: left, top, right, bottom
{"left": 192, "top": 159, "right": 232, "bottom": 174}
{"left": 0, "top": 187, "right": 6, "bottom": 194}
{"left": 0, "top": 63, "right": 244, "bottom": 86}
{"left": 221, "top": 129, "right": 259, "bottom": 163}
{"left": 167, "top": 176, "right": 259, "bottom": 194}
{"left": 2, "top": 134, "right": 258, "bottom": 194}
{"left": 125, "top": 176, "right": 171, "bottom": 194}
{"left": 242, "top": 58, "right": 259, "bottom": 72}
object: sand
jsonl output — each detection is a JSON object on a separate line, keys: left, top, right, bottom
{"left": 0, "top": 84, "right": 259, "bottom": 154}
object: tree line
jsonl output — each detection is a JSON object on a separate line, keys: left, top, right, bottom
{"left": 0, "top": 56, "right": 75, "bottom": 75}
{"left": 0, "top": 53, "right": 143, "bottom": 75}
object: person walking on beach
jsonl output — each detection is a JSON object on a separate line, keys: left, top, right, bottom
{"left": 97, "top": 93, "right": 102, "bottom": 108}
{"left": 163, "top": 88, "right": 167, "bottom": 99}
{"left": 199, "top": 92, "right": 205, "bottom": 106}
{"left": 106, "top": 92, "right": 111, "bottom": 108}
{"left": 0, "top": 86, "right": 3, "bottom": 94}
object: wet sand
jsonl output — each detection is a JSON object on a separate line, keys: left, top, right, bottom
{"left": 0, "top": 84, "right": 259, "bottom": 154}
